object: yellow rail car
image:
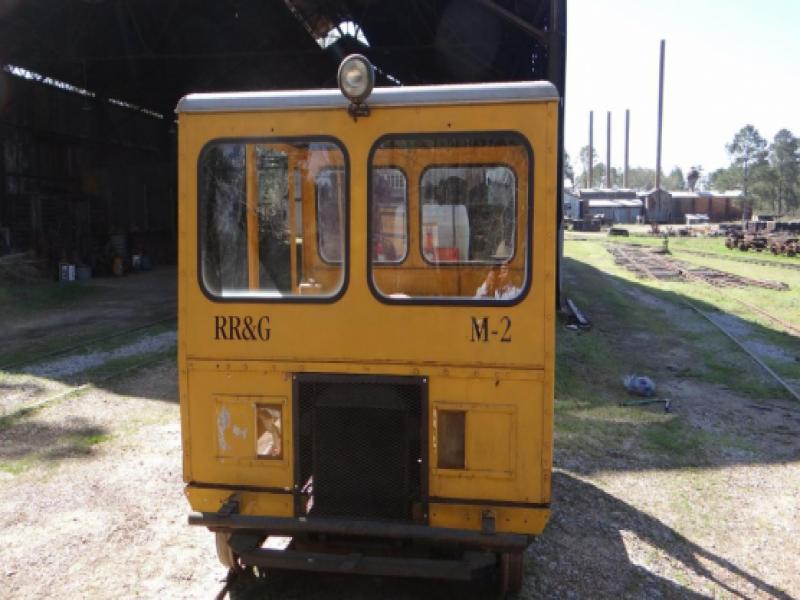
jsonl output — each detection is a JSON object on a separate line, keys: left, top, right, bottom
{"left": 178, "top": 55, "right": 558, "bottom": 592}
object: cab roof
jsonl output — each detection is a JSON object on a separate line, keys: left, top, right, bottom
{"left": 176, "top": 81, "right": 559, "bottom": 114}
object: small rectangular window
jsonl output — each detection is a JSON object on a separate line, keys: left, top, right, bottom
{"left": 256, "top": 405, "right": 283, "bottom": 459}
{"left": 437, "top": 410, "right": 466, "bottom": 469}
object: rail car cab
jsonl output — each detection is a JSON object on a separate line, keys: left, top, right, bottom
{"left": 177, "top": 55, "right": 558, "bottom": 593}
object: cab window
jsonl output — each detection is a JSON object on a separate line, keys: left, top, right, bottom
{"left": 199, "top": 139, "right": 347, "bottom": 300}
{"left": 368, "top": 132, "right": 530, "bottom": 303}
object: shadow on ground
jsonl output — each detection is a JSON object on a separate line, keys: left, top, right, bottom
{"left": 225, "top": 471, "right": 791, "bottom": 599}
{"left": 0, "top": 267, "right": 178, "bottom": 404}
{"left": 0, "top": 416, "right": 110, "bottom": 465}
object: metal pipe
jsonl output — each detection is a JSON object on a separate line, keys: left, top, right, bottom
{"left": 606, "top": 111, "right": 611, "bottom": 188}
{"left": 189, "top": 512, "right": 530, "bottom": 550}
{"left": 588, "top": 111, "right": 594, "bottom": 188}
{"left": 624, "top": 109, "right": 630, "bottom": 188}
{"left": 655, "top": 40, "right": 665, "bottom": 190}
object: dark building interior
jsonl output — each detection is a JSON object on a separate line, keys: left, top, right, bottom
{"left": 0, "top": 0, "right": 564, "bottom": 277}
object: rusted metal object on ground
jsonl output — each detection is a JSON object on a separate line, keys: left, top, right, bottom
{"left": 726, "top": 221, "right": 800, "bottom": 257}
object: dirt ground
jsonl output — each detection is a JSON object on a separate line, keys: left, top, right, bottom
{"left": 1, "top": 258, "right": 799, "bottom": 599}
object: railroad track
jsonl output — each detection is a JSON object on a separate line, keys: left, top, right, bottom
{"left": 606, "top": 244, "right": 800, "bottom": 402}
{"left": 678, "top": 248, "right": 800, "bottom": 271}
{"left": 0, "top": 349, "right": 175, "bottom": 423}
{"left": 683, "top": 300, "right": 800, "bottom": 403}
{"left": 0, "top": 314, "right": 176, "bottom": 372}
{"left": 606, "top": 244, "right": 789, "bottom": 290}
{"left": 607, "top": 244, "right": 800, "bottom": 337}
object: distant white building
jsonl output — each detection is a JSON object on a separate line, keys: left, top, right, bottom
{"left": 571, "top": 188, "right": 643, "bottom": 224}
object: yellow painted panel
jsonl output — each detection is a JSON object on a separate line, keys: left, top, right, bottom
{"left": 467, "top": 408, "right": 515, "bottom": 474}
{"left": 188, "top": 369, "right": 293, "bottom": 489}
{"left": 186, "top": 486, "right": 293, "bottom": 517}
{"left": 429, "top": 378, "right": 544, "bottom": 503}
{"left": 429, "top": 503, "right": 549, "bottom": 535}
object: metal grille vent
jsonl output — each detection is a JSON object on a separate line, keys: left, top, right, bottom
{"left": 295, "top": 375, "right": 425, "bottom": 522}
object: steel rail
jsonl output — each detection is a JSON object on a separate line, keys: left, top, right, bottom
{"left": 682, "top": 299, "right": 800, "bottom": 403}
{"left": 0, "top": 352, "right": 174, "bottom": 421}
{"left": 674, "top": 248, "right": 800, "bottom": 272}
{"left": 674, "top": 257, "right": 800, "bottom": 338}
{"left": 607, "top": 243, "right": 799, "bottom": 338}
{"left": 0, "top": 314, "right": 176, "bottom": 372}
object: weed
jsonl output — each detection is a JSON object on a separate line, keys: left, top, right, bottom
{"left": 0, "top": 458, "right": 35, "bottom": 475}
{"left": 66, "top": 432, "right": 113, "bottom": 450}
{"left": 80, "top": 346, "right": 176, "bottom": 382}
{"left": 0, "top": 405, "right": 41, "bottom": 430}
{"left": 641, "top": 416, "right": 756, "bottom": 459}
{"left": 0, "top": 281, "right": 98, "bottom": 314}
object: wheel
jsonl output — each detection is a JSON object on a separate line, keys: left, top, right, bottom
{"left": 215, "top": 532, "right": 243, "bottom": 571}
{"left": 498, "top": 551, "right": 524, "bottom": 595}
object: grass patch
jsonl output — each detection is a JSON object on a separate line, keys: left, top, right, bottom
{"left": 79, "top": 345, "right": 176, "bottom": 382}
{"left": 0, "top": 405, "right": 42, "bottom": 430}
{"left": 677, "top": 338, "right": 787, "bottom": 399}
{"left": 64, "top": 431, "right": 113, "bottom": 450}
{"left": 0, "top": 281, "right": 98, "bottom": 314}
{"left": 0, "top": 319, "right": 176, "bottom": 372}
{"left": 641, "top": 417, "right": 757, "bottom": 457}
{"left": 640, "top": 418, "right": 706, "bottom": 457}
{"left": 0, "top": 457, "right": 35, "bottom": 475}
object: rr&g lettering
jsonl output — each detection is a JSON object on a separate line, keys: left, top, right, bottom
{"left": 214, "top": 315, "right": 271, "bottom": 341}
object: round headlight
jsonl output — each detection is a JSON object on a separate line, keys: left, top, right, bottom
{"left": 338, "top": 54, "right": 375, "bottom": 104}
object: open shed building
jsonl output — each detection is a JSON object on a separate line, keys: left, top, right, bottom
{"left": 0, "top": 0, "right": 565, "bottom": 279}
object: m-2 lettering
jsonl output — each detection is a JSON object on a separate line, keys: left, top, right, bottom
{"left": 214, "top": 315, "right": 270, "bottom": 341}
{"left": 470, "top": 316, "right": 511, "bottom": 343}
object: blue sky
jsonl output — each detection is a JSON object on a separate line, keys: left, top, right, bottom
{"left": 566, "top": 0, "right": 800, "bottom": 178}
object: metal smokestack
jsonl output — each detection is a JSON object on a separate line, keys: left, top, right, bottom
{"left": 588, "top": 111, "right": 594, "bottom": 188}
{"left": 655, "top": 40, "right": 665, "bottom": 190}
{"left": 624, "top": 109, "right": 630, "bottom": 188}
{"left": 606, "top": 111, "right": 611, "bottom": 188}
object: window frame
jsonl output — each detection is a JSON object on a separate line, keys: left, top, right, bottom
{"left": 366, "top": 131, "right": 534, "bottom": 307}
{"left": 196, "top": 135, "right": 350, "bottom": 304}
